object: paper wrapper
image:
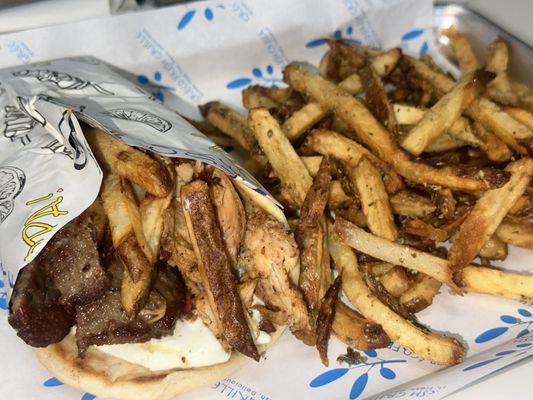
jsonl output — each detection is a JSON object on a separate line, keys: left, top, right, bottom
{"left": 0, "top": 1, "right": 531, "bottom": 399}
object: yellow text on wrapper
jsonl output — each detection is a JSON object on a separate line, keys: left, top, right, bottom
{"left": 22, "top": 189, "right": 68, "bottom": 261}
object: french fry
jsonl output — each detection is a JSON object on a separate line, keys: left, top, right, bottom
{"left": 283, "top": 103, "right": 328, "bottom": 141}
{"left": 332, "top": 301, "right": 390, "bottom": 350}
{"left": 505, "top": 107, "right": 533, "bottom": 130}
{"left": 334, "top": 217, "right": 533, "bottom": 300}
{"left": 242, "top": 86, "right": 280, "bottom": 110}
{"left": 338, "top": 73, "right": 362, "bottom": 94}
{"left": 181, "top": 180, "right": 259, "bottom": 360}
{"left": 316, "top": 276, "right": 341, "bottom": 366}
{"left": 334, "top": 218, "right": 453, "bottom": 285}
{"left": 399, "top": 274, "right": 441, "bottom": 313}
{"left": 448, "top": 159, "right": 533, "bottom": 277}
{"left": 349, "top": 157, "right": 398, "bottom": 241}
{"left": 301, "top": 155, "right": 323, "bottom": 177}
{"left": 424, "top": 133, "right": 467, "bottom": 153}
{"left": 371, "top": 48, "right": 402, "bottom": 77}
{"left": 378, "top": 266, "right": 412, "bottom": 297}
{"left": 86, "top": 129, "right": 172, "bottom": 197}
{"left": 485, "top": 38, "right": 518, "bottom": 105}
{"left": 297, "top": 158, "right": 332, "bottom": 314}
{"left": 495, "top": 217, "right": 533, "bottom": 250}
{"left": 390, "top": 190, "right": 436, "bottom": 218}
{"left": 510, "top": 80, "right": 533, "bottom": 112}
{"left": 442, "top": 26, "right": 479, "bottom": 74}
{"left": 328, "top": 181, "right": 352, "bottom": 209}
{"left": 404, "top": 219, "right": 449, "bottom": 242}
{"left": 404, "top": 56, "right": 533, "bottom": 149}
{"left": 401, "top": 70, "right": 494, "bottom": 156}
{"left": 249, "top": 108, "right": 313, "bottom": 206}
{"left": 284, "top": 64, "right": 489, "bottom": 192}
{"left": 360, "top": 64, "right": 398, "bottom": 133}
{"left": 328, "top": 226, "right": 465, "bottom": 365}
{"left": 472, "top": 121, "right": 512, "bottom": 163}
{"left": 478, "top": 236, "right": 508, "bottom": 260}
{"left": 199, "top": 101, "right": 259, "bottom": 153}
{"left": 210, "top": 169, "right": 246, "bottom": 265}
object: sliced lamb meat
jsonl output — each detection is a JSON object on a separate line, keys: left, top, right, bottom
{"left": 38, "top": 213, "right": 108, "bottom": 307}
{"left": 76, "top": 261, "right": 186, "bottom": 355}
{"left": 8, "top": 261, "right": 75, "bottom": 347}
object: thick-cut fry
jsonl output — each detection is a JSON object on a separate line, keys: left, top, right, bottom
{"left": 284, "top": 64, "right": 489, "bottom": 192}
{"left": 401, "top": 70, "right": 494, "bottom": 156}
{"left": 399, "top": 274, "right": 441, "bottom": 313}
{"left": 350, "top": 157, "right": 398, "bottom": 241}
{"left": 448, "top": 159, "right": 533, "bottom": 277}
{"left": 442, "top": 26, "right": 479, "bottom": 73}
{"left": 495, "top": 218, "right": 533, "bottom": 250}
{"left": 86, "top": 129, "right": 172, "bottom": 197}
{"left": 249, "top": 108, "right": 313, "bottom": 206}
{"left": 485, "top": 38, "right": 518, "bottom": 105}
{"left": 328, "top": 226, "right": 465, "bottom": 365}
{"left": 404, "top": 56, "right": 533, "bottom": 147}
{"left": 316, "top": 277, "right": 341, "bottom": 366}
{"left": 360, "top": 64, "right": 398, "bottom": 133}
{"left": 283, "top": 102, "right": 328, "bottom": 141}
{"left": 390, "top": 190, "right": 436, "bottom": 218}
{"left": 334, "top": 218, "right": 453, "bottom": 285}
{"left": 297, "top": 158, "right": 332, "bottom": 314}
{"left": 332, "top": 301, "right": 390, "bottom": 350}
{"left": 200, "top": 101, "right": 259, "bottom": 153}
{"left": 181, "top": 180, "right": 259, "bottom": 360}
{"left": 478, "top": 236, "right": 507, "bottom": 260}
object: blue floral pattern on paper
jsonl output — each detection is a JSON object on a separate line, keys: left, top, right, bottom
{"left": 475, "top": 309, "right": 533, "bottom": 343}
{"left": 0, "top": 261, "right": 14, "bottom": 311}
{"left": 305, "top": 27, "right": 361, "bottom": 49}
{"left": 226, "top": 65, "right": 282, "bottom": 90}
{"left": 177, "top": 4, "right": 225, "bottom": 30}
{"left": 136, "top": 71, "right": 175, "bottom": 102}
{"left": 463, "top": 342, "right": 532, "bottom": 372}
{"left": 43, "top": 378, "right": 96, "bottom": 399}
{"left": 401, "top": 28, "right": 429, "bottom": 56}
{"left": 309, "top": 350, "right": 406, "bottom": 399}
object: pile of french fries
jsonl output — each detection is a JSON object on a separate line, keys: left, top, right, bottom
{"left": 197, "top": 29, "right": 533, "bottom": 366}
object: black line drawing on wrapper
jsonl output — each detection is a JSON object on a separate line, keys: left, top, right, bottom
{"left": 12, "top": 69, "right": 115, "bottom": 95}
{"left": 3, "top": 105, "right": 35, "bottom": 146}
{"left": 102, "top": 109, "right": 172, "bottom": 132}
{"left": 0, "top": 166, "right": 25, "bottom": 222}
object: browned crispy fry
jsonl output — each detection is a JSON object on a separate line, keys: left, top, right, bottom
{"left": 332, "top": 301, "right": 390, "bottom": 350}
{"left": 210, "top": 169, "right": 246, "bottom": 265}
{"left": 86, "top": 197, "right": 107, "bottom": 243}
{"left": 401, "top": 70, "right": 494, "bottom": 156}
{"left": 448, "top": 159, "right": 533, "bottom": 280}
{"left": 495, "top": 217, "right": 533, "bottom": 250}
{"left": 316, "top": 276, "right": 341, "bottom": 366}
{"left": 200, "top": 101, "right": 259, "bottom": 153}
{"left": 390, "top": 190, "right": 436, "bottom": 218}
{"left": 478, "top": 236, "right": 508, "bottom": 260}
{"left": 442, "top": 26, "right": 479, "bottom": 74}
{"left": 328, "top": 181, "right": 352, "bottom": 209}
{"left": 404, "top": 219, "right": 449, "bottom": 242}
{"left": 404, "top": 56, "right": 533, "bottom": 150}
{"left": 86, "top": 129, "right": 172, "bottom": 197}
{"left": 485, "top": 38, "right": 518, "bottom": 105}
{"left": 297, "top": 158, "right": 332, "bottom": 314}
{"left": 349, "top": 157, "right": 398, "bottom": 241}
{"left": 284, "top": 64, "right": 489, "bottom": 192}
{"left": 249, "top": 108, "right": 313, "bottom": 207}
{"left": 181, "top": 180, "right": 259, "bottom": 360}
{"left": 399, "top": 273, "right": 441, "bottom": 313}
{"left": 242, "top": 86, "right": 280, "bottom": 110}
{"left": 328, "top": 225, "right": 465, "bottom": 365}
{"left": 360, "top": 64, "right": 398, "bottom": 133}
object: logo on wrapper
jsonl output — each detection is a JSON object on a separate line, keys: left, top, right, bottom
{"left": 309, "top": 349, "right": 406, "bottom": 399}
{"left": 103, "top": 109, "right": 172, "bottom": 132}
{"left": 0, "top": 166, "right": 26, "bottom": 223}
{"left": 21, "top": 189, "right": 68, "bottom": 262}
